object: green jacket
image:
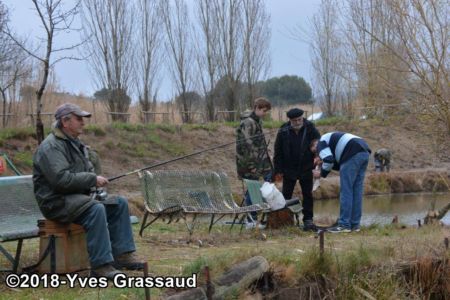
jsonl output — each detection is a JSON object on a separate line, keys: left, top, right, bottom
{"left": 32, "top": 127, "right": 99, "bottom": 223}
{"left": 235, "top": 111, "right": 272, "bottom": 180}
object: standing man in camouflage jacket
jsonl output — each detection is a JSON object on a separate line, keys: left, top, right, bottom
{"left": 236, "top": 97, "right": 272, "bottom": 227}
{"left": 33, "top": 103, "right": 143, "bottom": 279}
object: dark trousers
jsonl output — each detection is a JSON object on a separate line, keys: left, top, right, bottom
{"left": 282, "top": 172, "right": 314, "bottom": 222}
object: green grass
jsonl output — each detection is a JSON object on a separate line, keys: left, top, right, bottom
{"left": 368, "top": 174, "right": 391, "bottom": 193}
{"left": 262, "top": 120, "right": 284, "bottom": 129}
{"left": 182, "top": 256, "right": 210, "bottom": 275}
{"left": 1, "top": 223, "right": 448, "bottom": 299}
{"left": 149, "top": 123, "right": 177, "bottom": 134}
{"left": 298, "top": 247, "right": 334, "bottom": 277}
{"left": 185, "top": 123, "right": 219, "bottom": 132}
{"left": 84, "top": 124, "right": 106, "bottom": 136}
{"left": 222, "top": 120, "right": 284, "bottom": 129}
{"left": 14, "top": 151, "right": 34, "bottom": 168}
{"left": 109, "top": 122, "right": 144, "bottom": 132}
{"left": 145, "top": 133, "right": 186, "bottom": 156}
{"left": 0, "top": 128, "right": 35, "bottom": 146}
{"left": 223, "top": 121, "right": 240, "bottom": 128}
{"left": 314, "top": 116, "right": 350, "bottom": 126}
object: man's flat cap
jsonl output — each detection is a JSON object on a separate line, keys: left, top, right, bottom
{"left": 55, "top": 103, "right": 91, "bottom": 119}
{"left": 286, "top": 108, "right": 304, "bottom": 119}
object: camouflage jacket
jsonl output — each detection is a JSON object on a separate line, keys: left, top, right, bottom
{"left": 374, "top": 148, "right": 391, "bottom": 163}
{"left": 236, "top": 111, "right": 272, "bottom": 180}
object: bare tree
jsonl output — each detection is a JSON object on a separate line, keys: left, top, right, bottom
{"left": 0, "top": 3, "right": 19, "bottom": 127}
{"left": 160, "top": 0, "right": 195, "bottom": 123}
{"left": 351, "top": 0, "right": 449, "bottom": 133}
{"left": 242, "top": 0, "right": 271, "bottom": 108}
{"left": 195, "top": 0, "right": 220, "bottom": 122}
{"left": 343, "top": 0, "right": 409, "bottom": 118}
{"left": 308, "top": 0, "right": 343, "bottom": 117}
{"left": 0, "top": 4, "right": 33, "bottom": 128}
{"left": 136, "top": 0, "right": 162, "bottom": 123}
{"left": 0, "top": 41, "right": 29, "bottom": 128}
{"left": 3, "top": 0, "right": 83, "bottom": 143}
{"left": 81, "top": 0, "right": 134, "bottom": 122}
{"left": 214, "top": 0, "right": 245, "bottom": 118}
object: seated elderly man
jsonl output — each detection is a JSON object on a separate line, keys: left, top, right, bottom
{"left": 32, "top": 103, "right": 143, "bottom": 279}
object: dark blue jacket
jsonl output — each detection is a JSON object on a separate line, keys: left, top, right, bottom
{"left": 317, "top": 131, "right": 371, "bottom": 178}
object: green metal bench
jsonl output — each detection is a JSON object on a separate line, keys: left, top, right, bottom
{"left": 243, "top": 179, "right": 303, "bottom": 225}
{"left": 138, "top": 170, "right": 269, "bottom": 235}
{"left": 0, "top": 175, "right": 43, "bottom": 273}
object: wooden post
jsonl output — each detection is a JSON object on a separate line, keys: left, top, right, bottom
{"left": 204, "top": 266, "right": 213, "bottom": 300}
{"left": 319, "top": 231, "right": 325, "bottom": 257}
{"left": 144, "top": 262, "right": 150, "bottom": 300}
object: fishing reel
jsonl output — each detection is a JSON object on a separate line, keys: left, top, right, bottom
{"left": 90, "top": 188, "right": 108, "bottom": 201}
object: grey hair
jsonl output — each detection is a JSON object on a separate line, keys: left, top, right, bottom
{"left": 55, "top": 113, "right": 73, "bottom": 128}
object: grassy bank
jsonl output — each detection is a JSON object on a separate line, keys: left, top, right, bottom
{"left": 1, "top": 222, "right": 449, "bottom": 299}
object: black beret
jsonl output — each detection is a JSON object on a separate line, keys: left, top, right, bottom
{"left": 286, "top": 108, "right": 304, "bottom": 119}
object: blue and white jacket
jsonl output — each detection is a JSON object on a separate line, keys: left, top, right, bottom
{"left": 317, "top": 132, "right": 371, "bottom": 178}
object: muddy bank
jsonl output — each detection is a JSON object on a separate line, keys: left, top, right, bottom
{"left": 125, "top": 169, "right": 449, "bottom": 219}
{"left": 313, "top": 169, "right": 450, "bottom": 200}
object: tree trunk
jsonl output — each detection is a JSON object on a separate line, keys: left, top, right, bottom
{"left": 165, "top": 256, "right": 269, "bottom": 300}
{"left": 1, "top": 89, "right": 7, "bottom": 128}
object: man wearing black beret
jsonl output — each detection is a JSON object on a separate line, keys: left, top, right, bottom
{"left": 273, "top": 108, "right": 321, "bottom": 232}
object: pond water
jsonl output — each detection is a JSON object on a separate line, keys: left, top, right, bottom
{"left": 314, "top": 192, "right": 450, "bottom": 226}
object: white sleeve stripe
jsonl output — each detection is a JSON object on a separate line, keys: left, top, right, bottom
{"left": 335, "top": 133, "right": 360, "bottom": 163}
{"left": 322, "top": 162, "right": 333, "bottom": 171}
{"left": 319, "top": 147, "right": 332, "bottom": 160}
{"left": 321, "top": 132, "right": 333, "bottom": 144}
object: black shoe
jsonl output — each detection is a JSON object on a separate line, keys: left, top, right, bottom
{"left": 302, "top": 221, "right": 318, "bottom": 232}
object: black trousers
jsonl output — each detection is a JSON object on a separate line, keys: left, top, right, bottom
{"left": 282, "top": 172, "right": 314, "bottom": 222}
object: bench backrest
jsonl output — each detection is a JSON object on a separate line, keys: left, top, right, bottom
{"left": 140, "top": 170, "right": 238, "bottom": 213}
{"left": 0, "top": 175, "right": 42, "bottom": 242}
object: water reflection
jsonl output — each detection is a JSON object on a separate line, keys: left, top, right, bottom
{"left": 314, "top": 192, "right": 450, "bottom": 226}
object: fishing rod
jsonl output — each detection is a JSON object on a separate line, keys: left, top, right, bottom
{"left": 107, "top": 123, "right": 298, "bottom": 182}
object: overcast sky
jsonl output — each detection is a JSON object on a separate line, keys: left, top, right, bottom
{"left": 3, "top": 0, "right": 320, "bottom": 101}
